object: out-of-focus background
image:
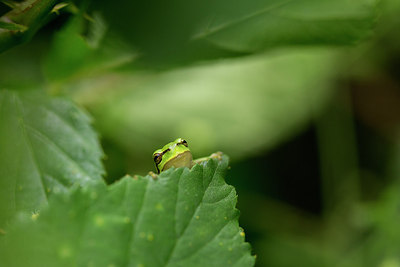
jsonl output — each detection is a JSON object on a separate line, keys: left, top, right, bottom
{"left": 1, "top": 0, "right": 400, "bottom": 266}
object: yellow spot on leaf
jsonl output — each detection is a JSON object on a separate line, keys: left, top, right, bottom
{"left": 195, "top": 215, "right": 200, "bottom": 220}
{"left": 58, "top": 245, "right": 72, "bottom": 259}
{"left": 147, "top": 234, "right": 154, "bottom": 241}
{"left": 94, "top": 215, "right": 105, "bottom": 227}
{"left": 31, "top": 212, "right": 39, "bottom": 221}
{"left": 240, "top": 231, "right": 245, "bottom": 237}
{"left": 155, "top": 203, "right": 163, "bottom": 211}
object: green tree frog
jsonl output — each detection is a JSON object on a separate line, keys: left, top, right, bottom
{"left": 152, "top": 138, "right": 222, "bottom": 174}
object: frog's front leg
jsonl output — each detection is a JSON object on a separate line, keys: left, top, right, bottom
{"left": 192, "top": 151, "right": 224, "bottom": 167}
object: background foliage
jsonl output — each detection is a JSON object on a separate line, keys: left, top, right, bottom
{"left": 1, "top": 0, "right": 399, "bottom": 266}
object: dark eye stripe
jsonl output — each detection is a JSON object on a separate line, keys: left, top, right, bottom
{"left": 177, "top": 139, "right": 188, "bottom": 147}
{"left": 154, "top": 148, "right": 171, "bottom": 164}
{"left": 156, "top": 165, "right": 160, "bottom": 174}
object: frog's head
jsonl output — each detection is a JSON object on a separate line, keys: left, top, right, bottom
{"left": 152, "top": 138, "right": 191, "bottom": 174}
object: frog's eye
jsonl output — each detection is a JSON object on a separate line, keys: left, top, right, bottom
{"left": 153, "top": 153, "right": 162, "bottom": 164}
{"left": 181, "top": 139, "right": 188, "bottom": 147}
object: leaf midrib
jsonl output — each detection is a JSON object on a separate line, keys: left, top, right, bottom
{"left": 14, "top": 93, "right": 48, "bottom": 205}
{"left": 193, "top": 0, "right": 294, "bottom": 39}
{"left": 126, "top": 180, "right": 150, "bottom": 267}
{"left": 193, "top": 0, "right": 372, "bottom": 40}
{"left": 164, "top": 164, "right": 218, "bottom": 266}
{"left": 24, "top": 124, "right": 92, "bottom": 183}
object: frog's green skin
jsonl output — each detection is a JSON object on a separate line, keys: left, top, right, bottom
{"left": 152, "top": 138, "right": 223, "bottom": 174}
{"left": 152, "top": 138, "right": 193, "bottom": 174}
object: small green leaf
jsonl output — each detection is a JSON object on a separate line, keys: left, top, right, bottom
{"left": 0, "top": 21, "right": 27, "bottom": 31}
{"left": 0, "top": 0, "right": 59, "bottom": 53}
{"left": 51, "top": 2, "right": 69, "bottom": 14}
{"left": 43, "top": 14, "right": 135, "bottom": 83}
{"left": 0, "top": 156, "right": 255, "bottom": 267}
{"left": 0, "top": 89, "right": 104, "bottom": 227}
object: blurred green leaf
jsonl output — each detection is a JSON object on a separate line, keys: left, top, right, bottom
{"left": 337, "top": 0, "right": 400, "bottom": 80}
{"left": 193, "top": 0, "right": 378, "bottom": 52}
{"left": 256, "top": 235, "right": 332, "bottom": 267}
{"left": 0, "top": 0, "right": 59, "bottom": 53}
{"left": 333, "top": 184, "right": 400, "bottom": 267}
{"left": 0, "top": 38, "right": 47, "bottom": 88}
{"left": 43, "top": 13, "right": 135, "bottom": 83}
{"left": 0, "top": 89, "right": 104, "bottom": 228}
{"left": 95, "top": 0, "right": 377, "bottom": 67}
{"left": 71, "top": 48, "right": 337, "bottom": 172}
{"left": 0, "top": 156, "right": 255, "bottom": 267}
{"left": 358, "top": 143, "right": 400, "bottom": 267}
{"left": 0, "top": 21, "right": 27, "bottom": 31}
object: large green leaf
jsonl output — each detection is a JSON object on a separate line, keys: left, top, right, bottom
{"left": 95, "top": 0, "right": 377, "bottom": 66}
{"left": 193, "top": 0, "right": 378, "bottom": 53}
{"left": 71, "top": 48, "right": 337, "bottom": 173}
{"left": 0, "top": 90, "right": 104, "bottom": 228}
{"left": 0, "top": 156, "right": 255, "bottom": 267}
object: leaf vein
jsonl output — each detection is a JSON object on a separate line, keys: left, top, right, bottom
{"left": 181, "top": 219, "right": 233, "bottom": 262}
{"left": 14, "top": 93, "right": 48, "bottom": 203}
{"left": 126, "top": 180, "right": 150, "bottom": 267}
{"left": 274, "top": 12, "right": 373, "bottom": 23}
{"left": 23, "top": 124, "right": 92, "bottom": 182}
{"left": 193, "top": 0, "right": 294, "bottom": 39}
{"left": 39, "top": 104, "right": 95, "bottom": 150}
{"left": 165, "top": 164, "right": 216, "bottom": 266}
{"left": 173, "top": 172, "right": 180, "bottom": 235}
{"left": 203, "top": 186, "right": 234, "bottom": 205}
